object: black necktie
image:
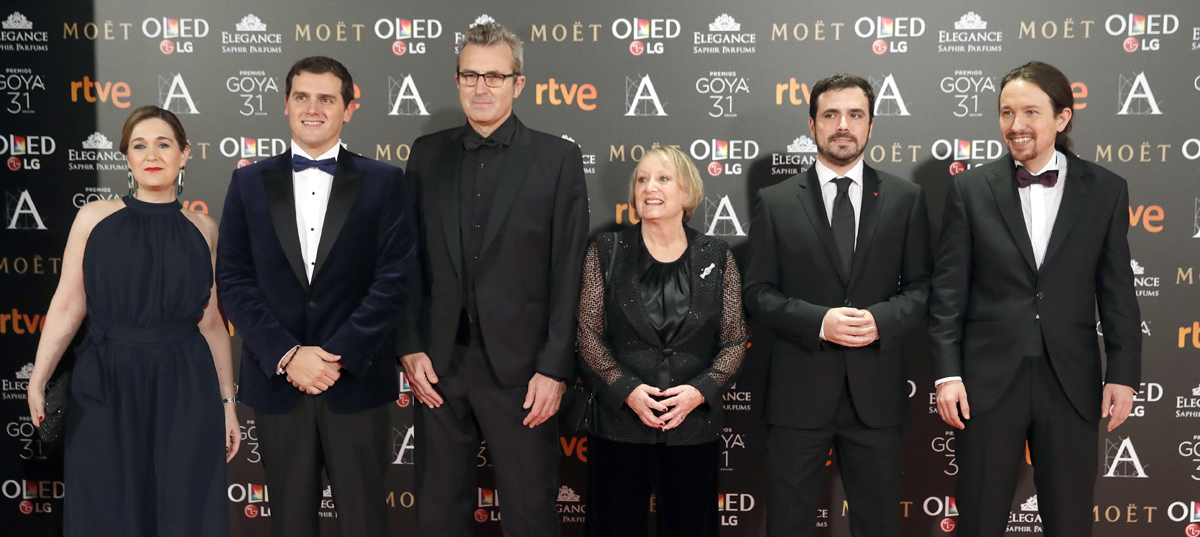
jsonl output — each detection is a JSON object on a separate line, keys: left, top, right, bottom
{"left": 291, "top": 154, "right": 337, "bottom": 175}
{"left": 831, "top": 177, "right": 855, "bottom": 278}
{"left": 1016, "top": 167, "right": 1059, "bottom": 188}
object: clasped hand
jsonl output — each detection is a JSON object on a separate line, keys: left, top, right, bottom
{"left": 625, "top": 384, "right": 704, "bottom": 431}
{"left": 822, "top": 307, "right": 877, "bottom": 347}
{"left": 286, "top": 346, "right": 342, "bottom": 394}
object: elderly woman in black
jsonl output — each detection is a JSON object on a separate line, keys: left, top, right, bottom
{"left": 578, "top": 145, "right": 748, "bottom": 536}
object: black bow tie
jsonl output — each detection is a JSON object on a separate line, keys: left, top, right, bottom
{"left": 291, "top": 154, "right": 337, "bottom": 175}
{"left": 1016, "top": 167, "right": 1058, "bottom": 188}
{"left": 463, "top": 136, "right": 503, "bottom": 151}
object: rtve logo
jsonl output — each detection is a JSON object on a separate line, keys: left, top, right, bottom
{"left": 0, "top": 308, "right": 47, "bottom": 334}
{"left": 534, "top": 79, "right": 596, "bottom": 111}
{"left": 70, "top": 76, "right": 131, "bottom": 108}
{"left": 1180, "top": 322, "right": 1200, "bottom": 349}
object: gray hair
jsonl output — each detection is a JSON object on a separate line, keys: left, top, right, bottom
{"left": 456, "top": 21, "right": 524, "bottom": 75}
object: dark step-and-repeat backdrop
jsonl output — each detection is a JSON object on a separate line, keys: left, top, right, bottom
{"left": 2, "top": 0, "right": 1199, "bottom": 535}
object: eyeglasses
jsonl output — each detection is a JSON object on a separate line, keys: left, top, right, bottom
{"left": 457, "top": 72, "right": 519, "bottom": 88}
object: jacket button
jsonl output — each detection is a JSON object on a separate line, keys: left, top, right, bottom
{"left": 1036, "top": 292, "right": 1044, "bottom": 300}
{"left": 662, "top": 347, "right": 675, "bottom": 356}
{"left": 308, "top": 302, "right": 317, "bottom": 309}
{"left": 843, "top": 300, "right": 852, "bottom": 307}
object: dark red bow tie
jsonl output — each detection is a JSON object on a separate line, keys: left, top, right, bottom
{"left": 1016, "top": 167, "right": 1058, "bottom": 188}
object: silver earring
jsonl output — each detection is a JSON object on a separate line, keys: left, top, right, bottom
{"left": 176, "top": 168, "right": 185, "bottom": 197}
{"left": 127, "top": 171, "right": 137, "bottom": 197}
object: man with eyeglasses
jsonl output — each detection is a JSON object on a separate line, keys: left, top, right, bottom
{"left": 396, "top": 19, "right": 589, "bottom": 537}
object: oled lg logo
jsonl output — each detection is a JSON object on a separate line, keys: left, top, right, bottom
{"left": 374, "top": 18, "right": 442, "bottom": 56}
{"left": 219, "top": 137, "right": 288, "bottom": 159}
{"left": 141, "top": 17, "right": 208, "bottom": 54}
{"left": 1105, "top": 13, "right": 1178, "bottom": 53}
{"left": 690, "top": 139, "right": 759, "bottom": 177}
{"left": 0, "top": 135, "right": 54, "bottom": 172}
{"left": 611, "top": 17, "right": 680, "bottom": 56}
{"left": 854, "top": 16, "right": 925, "bottom": 55}
{"left": 2, "top": 480, "right": 62, "bottom": 514}
{"left": 931, "top": 139, "right": 1004, "bottom": 174}
{"left": 923, "top": 495, "right": 958, "bottom": 532}
{"left": 717, "top": 493, "right": 755, "bottom": 526}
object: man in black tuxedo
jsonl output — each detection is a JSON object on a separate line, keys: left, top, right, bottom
{"left": 930, "top": 61, "right": 1141, "bottom": 537}
{"left": 397, "top": 21, "right": 589, "bottom": 537}
{"left": 217, "top": 56, "right": 416, "bottom": 536}
{"left": 742, "top": 74, "right": 931, "bottom": 536}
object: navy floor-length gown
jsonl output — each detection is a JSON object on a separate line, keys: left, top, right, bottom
{"left": 64, "top": 195, "right": 226, "bottom": 536}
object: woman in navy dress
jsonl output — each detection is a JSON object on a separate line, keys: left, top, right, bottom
{"left": 26, "top": 106, "right": 240, "bottom": 536}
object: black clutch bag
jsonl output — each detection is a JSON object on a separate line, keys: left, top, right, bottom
{"left": 39, "top": 370, "right": 71, "bottom": 444}
{"left": 559, "top": 376, "right": 598, "bottom": 434}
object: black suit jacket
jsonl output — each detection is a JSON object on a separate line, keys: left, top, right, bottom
{"left": 743, "top": 164, "right": 931, "bottom": 429}
{"left": 929, "top": 147, "right": 1141, "bottom": 421}
{"left": 217, "top": 150, "right": 417, "bottom": 414}
{"left": 398, "top": 116, "right": 589, "bottom": 386}
{"left": 577, "top": 227, "right": 748, "bottom": 445}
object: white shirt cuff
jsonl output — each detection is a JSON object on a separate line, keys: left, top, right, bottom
{"left": 935, "top": 376, "right": 962, "bottom": 387}
{"left": 278, "top": 345, "right": 300, "bottom": 375}
{"left": 819, "top": 324, "right": 826, "bottom": 341}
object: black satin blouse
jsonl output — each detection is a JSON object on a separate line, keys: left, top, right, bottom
{"left": 638, "top": 237, "right": 691, "bottom": 391}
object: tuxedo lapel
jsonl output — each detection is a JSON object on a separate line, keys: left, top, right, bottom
{"left": 311, "top": 151, "right": 364, "bottom": 281}
{"left": 847, "top": 167, "right": 884, "bottom": 287}
{"left": 986, "top": 158, "right": 1038, "bottom": 275}
{"left": 480, "top": 119, "right": 536, "bottom": 258}
{"left": 1042, "top": 155, "right": 1094, "bottom": 270}
{"left": 797, "top": 168, "right": 848, "bottom": 286}
{"left": 435, "top": 135, "right": 465, "bottom": 282}
{"left": 264, "top": 152, "right": 309, "bottom": 291}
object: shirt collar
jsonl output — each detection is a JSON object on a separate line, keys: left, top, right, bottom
{"left": 1015, "top": 150, "right": 1063, "bottom": 176}
{"left": 458, "top": 113, "right": 518, "bottom": 147}
{"left": 814, "top": 157, "right": 865, "bottom": 187}
{"left": 291, "top": 140, "right": 341, "bottom": 162}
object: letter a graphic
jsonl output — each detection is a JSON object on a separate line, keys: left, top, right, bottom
{"left": 161, "top": 74, "right": 200, "bottom": 114}
{"left": 626, "top": 75, "right": 667, "bottom": 116}
{"left": 388, "top": 75, "right": 430, "bottom": 116}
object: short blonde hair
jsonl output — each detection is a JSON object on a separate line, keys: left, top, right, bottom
{"left": 627, "top": 145, "right": 705, "bottom": 224}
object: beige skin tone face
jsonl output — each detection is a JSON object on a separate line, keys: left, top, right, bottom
{"left": 457, "top": 43, "right": 525, "bottom": 138}
{"left": 126, "top": 118, "right": 190, "bottom": 202}
{"left": 285, "top": 71, "right": 355, "bottom": 157}
{"left": 809, "top": 87, "right": 874, "bottom": 177}
{"left": 633, "top": 156, "right": 687, "bottom": 226}
{"left": 998, "top": 78, "right": 1071, "bottom": 173}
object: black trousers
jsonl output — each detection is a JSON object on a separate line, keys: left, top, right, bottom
{"left": 255, "top": 395, "right": 391, "bottom": 537}
{"left": 956, "top": 351, "right": 1098, "bottom": 537}
{"left": 415, "top": 344, "right": 560, "bottom": 537}
{"left": 586, "top": 436, "right": 720, "bottom": 537}
{"left": 767, "top": 380, "right": 904, "bottom": 537}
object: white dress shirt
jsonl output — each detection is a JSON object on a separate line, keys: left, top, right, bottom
{"left": 935, "top": 151, "right": 1067, "bottom": 387}
{"left": 278, "top": 140, "right": 341, "bottom": 374}
{"left": 814, "top": 158, "right": 864, "bottom": 341}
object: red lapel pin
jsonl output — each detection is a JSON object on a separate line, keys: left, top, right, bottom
{"left": 873, "top": 192, "right": 878, "bottom": 196}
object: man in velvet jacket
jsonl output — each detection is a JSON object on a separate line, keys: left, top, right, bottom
{"left": 216, "top": 56, "right": 416, "bottom": 536}
{"left": 742, "top": 74, "right": 932, "bottom": 536}
{"left": 930, "top": 61, "right": 1140, "bottom": 536}
{"left": 396, "top": 21, "right": 589, "bottom": 537}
